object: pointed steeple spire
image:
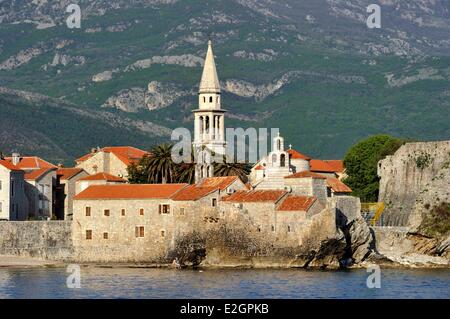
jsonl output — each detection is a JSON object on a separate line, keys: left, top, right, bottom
{"left": 199, "top": 40, "right": 220, "bottom": 93}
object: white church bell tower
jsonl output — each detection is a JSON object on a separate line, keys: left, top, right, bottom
{"left": 193, "top": 40, "right": 226, "bottom": 183}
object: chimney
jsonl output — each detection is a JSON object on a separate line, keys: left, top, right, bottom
{"left": 12, "top": 152, "right": 20, "bottom": 165}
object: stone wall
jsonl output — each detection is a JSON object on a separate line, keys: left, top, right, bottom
{"left": 0, "top": 221, "right": 73, "bottom": 260}
{"left": 378, "top": 141, "right": 450, "bottom": 226}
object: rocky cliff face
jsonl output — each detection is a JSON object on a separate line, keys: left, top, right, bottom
{"left": 376, "top": 141, "right": 450, "bottom": 265}
{"left": 378, "top": 141, "right": 450, "bottom": 227}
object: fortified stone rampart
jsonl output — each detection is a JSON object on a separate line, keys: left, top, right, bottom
{"left": 0, "top": 221, "right": 73, "bottom": 260}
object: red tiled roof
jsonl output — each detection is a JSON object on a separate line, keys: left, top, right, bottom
{"left": 0, "top": 159, "right": 22, "bottom": 171}
{"left": 254, "top": 165, "right": 265, "bottom": 170}
{"left": 75, "top": 146, "right": 149, "bottom": 166}
{"left": 78, "top": 172, "right": 125, "bottom": 182}
{"left": 287, "top": 149, "right": 311, "bottom": 160}
{"left": 221, "top": 190, "right": 287, "bottom": 203}
{"left": 277, "top": 195, "right": 317, "bottom": 211}
{"left": 310, "top": 159, "right": 337, "bottom": 173}
{"left": 24, "top": 168, "right": 55, "bottom": 181}
{"left": 324, "top": 160, "right": 344, "bottom": 173}
{"left": 4, "top": 156, "right": 57, "bottom": 170}
{"left": 284, "top": 170, "right": 326, "bottom": 179}
{"left": 74, "top": 184, "right": 188, "bottom": 200}
{"left": 198, "top": 176, "right": 238, "bottom": 190}
{"left": 57, "top": 168, "right": 84, "bottom": 180}
{"left": 171, "top": 185, "right": 217, "bottom": 201}
{"left": 326, "top": 177, "right": 352, "bottom": 193}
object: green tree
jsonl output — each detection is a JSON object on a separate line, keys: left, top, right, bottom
{"left": 128, "top": 144, "right": 252, "bottom": 184}
{"left": 343, "top": 134, "right": 406, "bottom": 202}
{"left": 214, "top": 157, "right": 251, "bottom": 184}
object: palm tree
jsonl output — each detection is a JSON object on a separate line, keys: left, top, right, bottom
{"left": 176, "top": 163, "right": 196, "bottom": 184}
{"left": 214, "top": 156, "right": 251, "bottom": 183}
{"left": 145, "top": 143, "right": 177, "bottom": 184}
{"left": 174, "top": 145, "right": 196, "bottom": 184}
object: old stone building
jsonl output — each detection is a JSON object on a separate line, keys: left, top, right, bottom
{"left": 72, "top": 176, "right": 329, "bottom": 262}
{"left": 75, "top": 146, "right": 149, "bottom": 178}
{"left": 55, "top": 168, "right": 89, "bottom": 220}
{"left": 76, "top": 172, "right": 126, "bottom": 194}
{"left": 250, "top": 133, "right": 351, "bottom": 199}
{"left": 0, "top": 159, "right": 27, "bottom": 220}
{"left": 2, "top": 153, "right": 58, "bottom": 220}
{"left": 24, "top": 168, "right": 57, "bottom": 220}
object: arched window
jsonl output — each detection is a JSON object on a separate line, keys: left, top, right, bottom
{"left": 205, "top": 116, "right": 209, "bottom": 132}
{"left": 203, "top": 97, "right": 206, "bottom": 103}
{"left": 199, "top": 116, "right": 203, "bottom": 133}
{"left": 280, "top": 154, "right": 286, "bottom": 167}
{"left": 209, "top": 96, "right": 213, "bottom": 103}
{"left": 277, "top": 139, "right": 281, "bottom": 151}
{"left": 216, "top": 96, "right": 219, "bottom": 103}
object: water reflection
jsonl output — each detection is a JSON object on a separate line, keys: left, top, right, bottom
{"left": 0, "top": 267, "right": 448, "bottom": 299}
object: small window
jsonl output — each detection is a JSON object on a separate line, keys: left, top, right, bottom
{"left": 140, "top": 208, "right": 144, "bottom": 215}
{"left": 271, "top": 225, "right": 275, "bottom": 232}
{"left": 257, "top": 227, "right": 261, "bottom": 232}
{"left": 85, "top": 207, "right": 91, "bottom": 217}
{"left": 212, "top": 198, "right": 217, "bottom": 207}
{"left": 121, "top": 209, "right": 126, "bottom": 216}
{"left": 179, "top": 207, "right": 185, "bottom": 215}
{"left": 86, "top": 230, "right": 92, "bottom": 240}
{"left": 209, "top": 96, "right": 213, "bottom": 103}
{"left": 287, "top": 225, "right": 291, "bottom": 233}
{"left": 103, "top": 232, "right": 109, "bottom": 239}
{"left": 104, "top": 209, "right": 110, "bottom": 216}
{"left": 203, "top": 96, "right": 206, "bottom": 103}
{"left": 160, "top": 230, "right": 165, "bottom": 237}
{"left": 159, "top": 204, "right": 170, "bottom": 214}
{"left": 135, "top": 226, "right": 145, "bottom": 238}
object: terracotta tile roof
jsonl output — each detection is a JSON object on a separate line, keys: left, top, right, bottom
{"left": 78, "top": 172, "right": 126, "bottom": 182}
{"left": 324, "top": 160, "right": 345, "bottom": 173}
{"left": 287, "top": 149, "right": 311, "bottom": 160}
{"left": 171, "top": 185, "right": 217, "bottom": 201}
{"left": 198, "top": 176, "right": 238, "bottom": 190}
{"left": 326, "top": 177, "right": 352, "bottom": 193}
{"left": 75, "top": 146, "right": 149, "bottom": 166}
{"left": 254, "top": 165, "right": 265, "bottom": 170}
{"left": 24, "top": 168, "right": 55, "bottom": 181}
{"left": 57, "top": 168, "right": 85, "bottom": 180}
{"left": 4, "top": 156, "right": 57, "bottom": 170}
{"left": 277, "top": 195, "right": 317, "bottom": 211}
{"left": 221, "top": 190, "right": 287, "bottom": 203}
{"left": 74, "top": 183, "right": 188, "bottom": 200}
{"left": 284, "top": 170, "right": 326, "bottom": 179}
{"left": 310, "top": 159, "right": 337, "bottom": 173}
{"left": 0, "top": 159, "right": 22, "bottom": 171}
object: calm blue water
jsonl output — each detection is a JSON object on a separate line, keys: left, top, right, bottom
{"left": 0, "top": 267, "right": 448, "bottom": 299}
